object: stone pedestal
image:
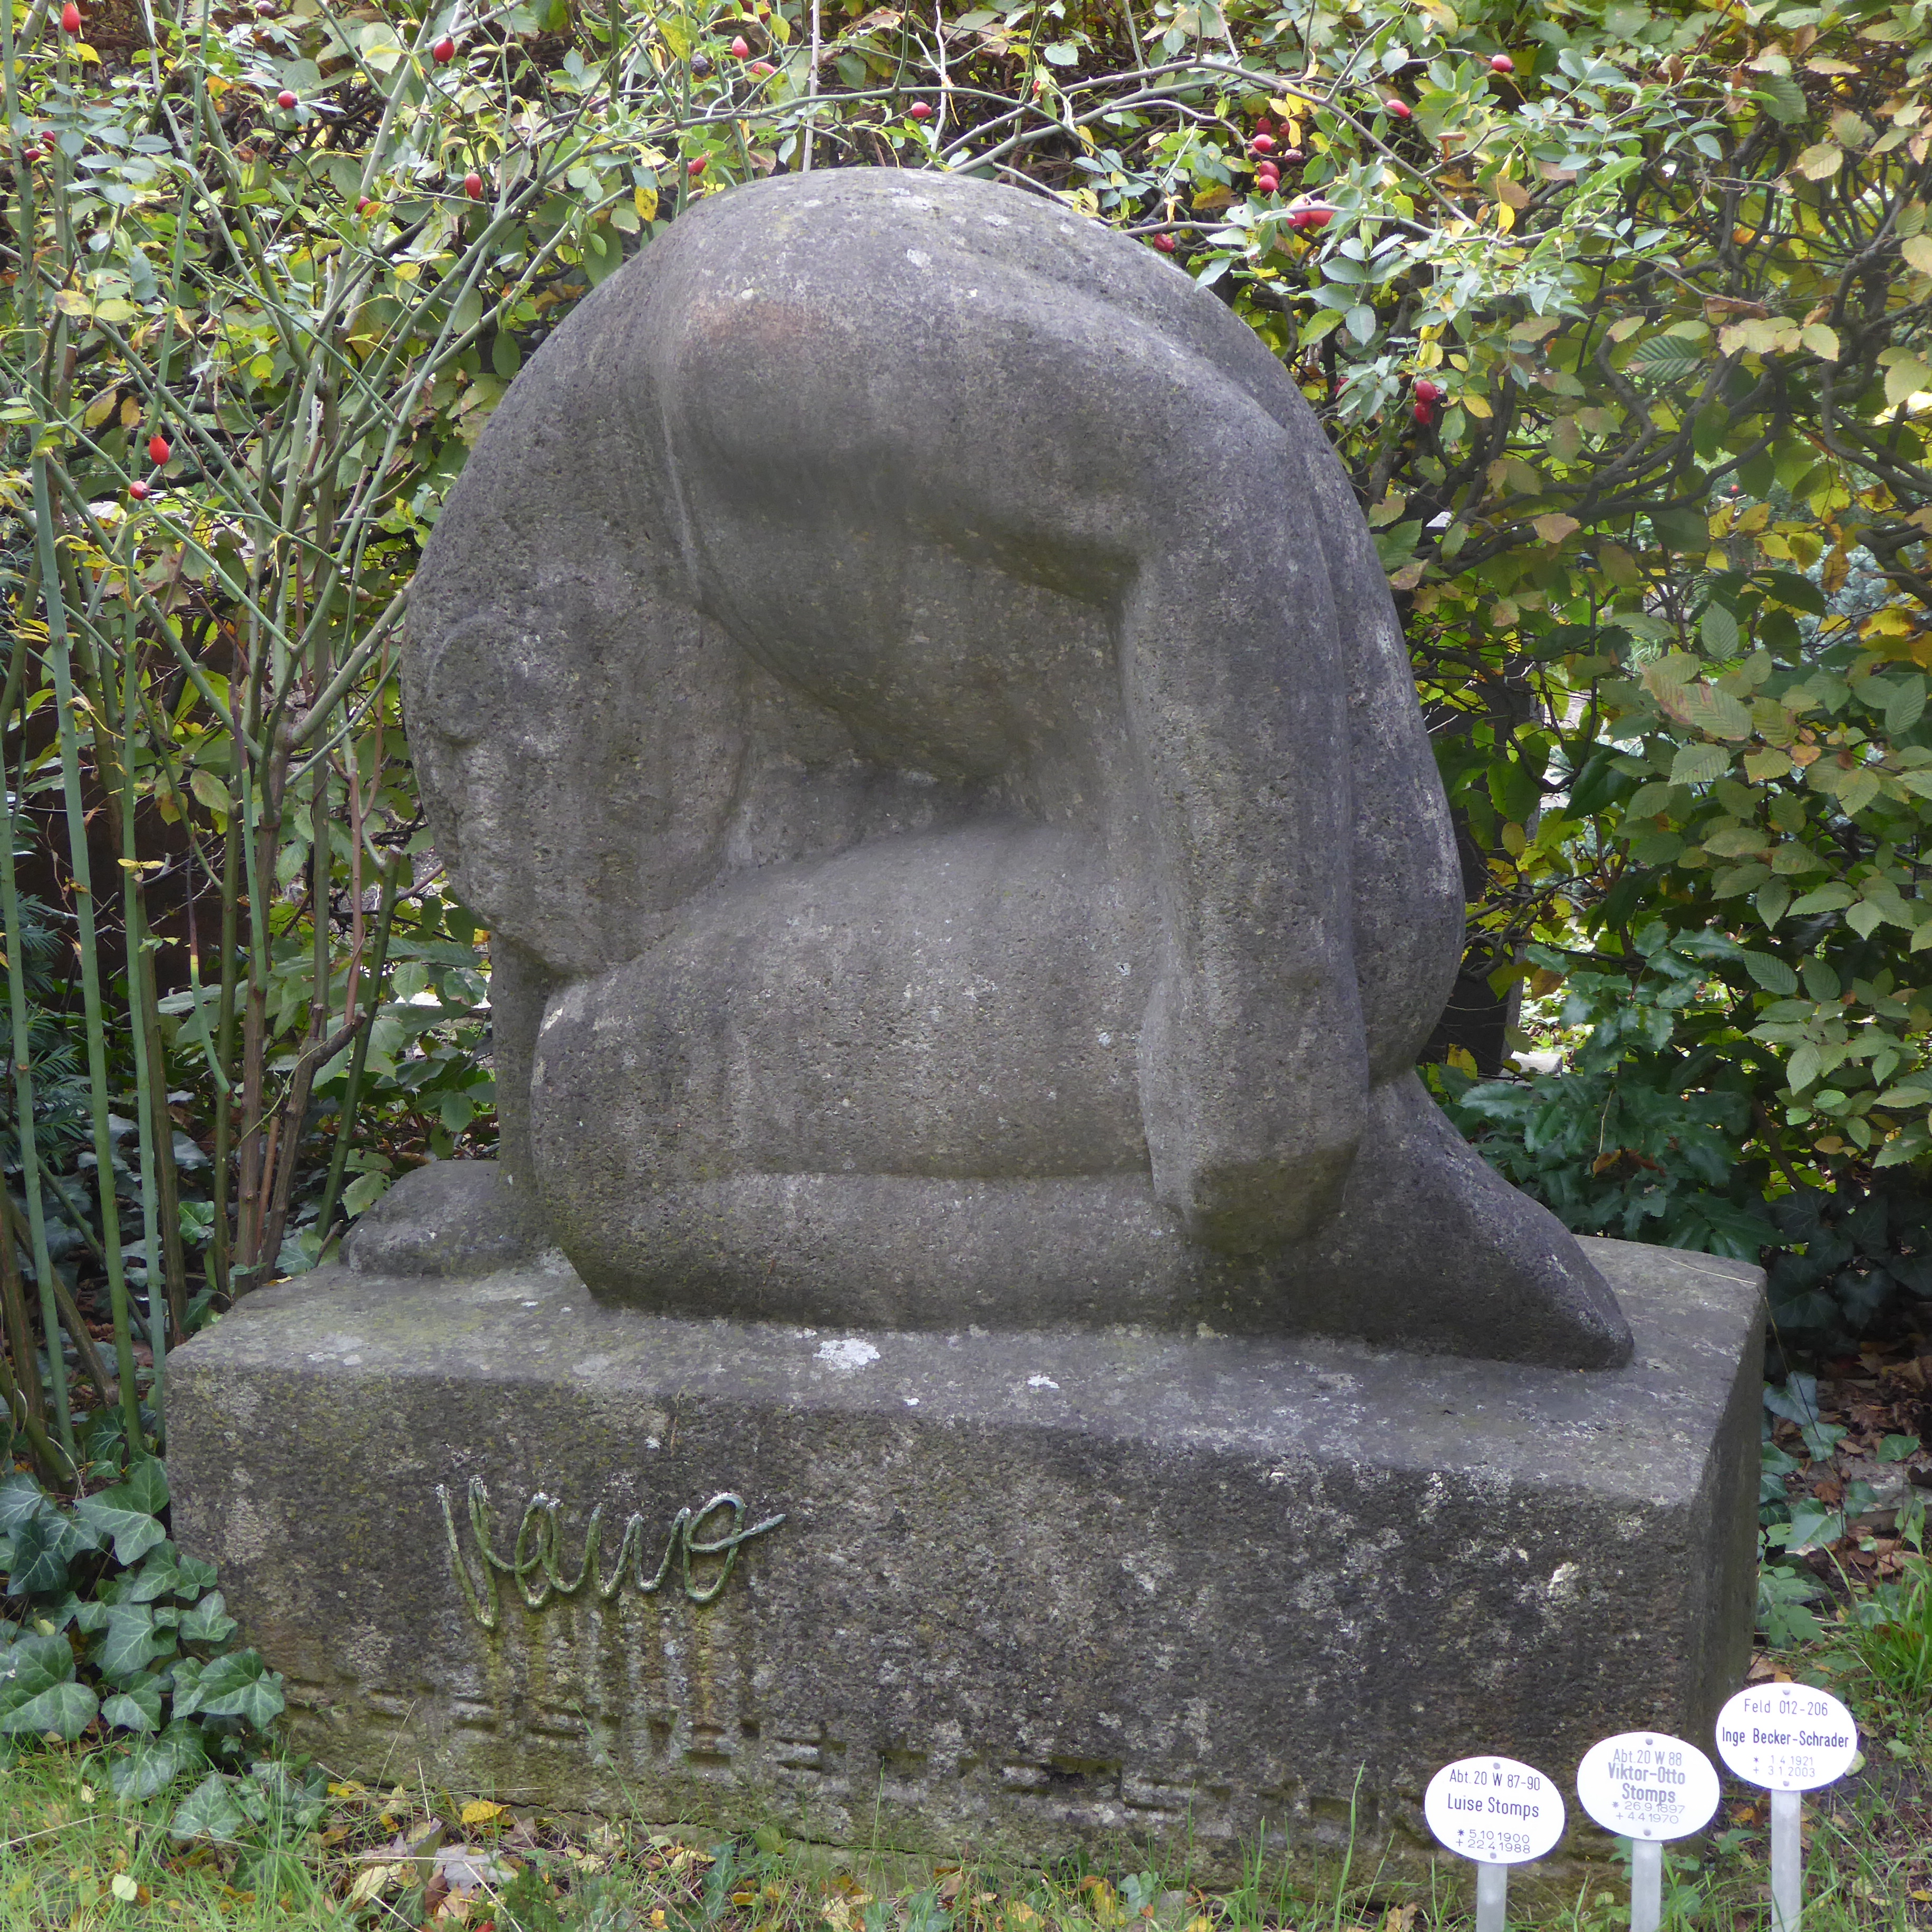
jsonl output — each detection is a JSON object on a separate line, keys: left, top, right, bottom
{"left": 169, "top": 1238, "right": 1761, "bottom": 1879}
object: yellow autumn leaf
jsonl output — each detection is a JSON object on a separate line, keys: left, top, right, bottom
{"left": 1532, "top": 513, "right": 1579, "bottom": 544}
{"left": 1801, "top": 323, "right": 1840, "bottom": 361}
{"left": 1491, "top": 199, "right": 1515, "bottom": 233}
{"left": 1905, "top": 235, "right": 1932, "bottom": 275}
{"left": 83, "top": 390, "right": 119, "bottom": 429}
{"left": 1461, "top": 392, "right": 1492, "bottom": 419}
{"left": 1862, "top": 607, "right": 1915, "bottom": 637}
{"left": 634, "top": 183, "right": 659, "bottom": 222}
{"left": 1796, "top": 140, "right": 1844, "bottom": 179}
{"left": 460, "top": 1799, "right": 507, "bottom": 1825}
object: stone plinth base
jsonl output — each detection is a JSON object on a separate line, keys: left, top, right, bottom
{"left": 169, "top": 1238, "right": 1761, "bottom": 1879}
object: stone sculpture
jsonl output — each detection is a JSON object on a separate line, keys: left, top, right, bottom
{"left": 362, "top": 166, "right": 1630, "bottom": 1368}
{"left": 173, "top": 170, "right": 1766, "bottom": 1878}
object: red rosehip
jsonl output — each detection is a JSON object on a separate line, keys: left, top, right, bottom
{"left": 730, "top": 34, "right": 750, "bottom": 54}
{"left": 1385, "top": 98, "right": 1412, "bottom": 119}
{"left": 749, "top": 59, "right": 772, "bottom": 73}
{"left": 432, "top": 33, "right": 456, "bottom": 60}
{"left": 147, "top": 432, "right": 171, "bottom": 465}
{"left": 1152, "top": 232, "right": 1177, "bottom": 252}
{"left": 1280, "top": 147, "right": 1303, "bottom": 163}
{"left": 1299, "top": 201, "right": 1335, "bottom": 229}
{"left": 463, "top": 170, "right": 484, "bottom": 198}
{"left": 1250, "top": 132, "right": 1276, "bottom": 154}
{"left": 1255, "top": 171, "right": 1279, "bottom": 194}
{"left": 276, "top": 88, "right": 297, "bottom": 108}
{"left": 60, "top": 1, "right": 81, "bottom": 31}
{"left": 1255, "top": 117, "right": 1272, "bottom": 136}
{"left": 1490, "top": 53, "right": 1514, "bottom": 73}
{"left": 687, "top": 156, "right": 706, "bottom": 176}
{"left": 355, "top": 195, "right": 372, "bottom": 213}
{"left": 128, "top": 480, "right": 149, "bottom": 501}
{"left": 1414, "top": 378, "right": 1442, "bottom": 404}
{"left": 1413, "top": 401, "right": 1434, "bottom": 424}
{"left": 910, "top": 100, "right": 932, "bottom": 119}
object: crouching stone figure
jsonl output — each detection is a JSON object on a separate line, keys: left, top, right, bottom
{"left": 355, "top": 167, "right": 1631, "bottom": 1370}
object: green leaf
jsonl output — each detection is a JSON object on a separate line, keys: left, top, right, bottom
{"left": 187, "top": 1650, "right": 285, "bottom": 1729}
{"left": 1885, "top": 675, "right": 1926, "bottom": 738}
{"left": 170, "top": 1771, "right": 246, "bottom": 1843}
{"left": 0, "top": 1474, "right": 55, "bottom": 1536}
{"left": 179, "top": 1592, "right": 237, "bottom": 1648}
{"left": 1879, "top": 1433, "right": 1923, "bottom": 1461}
{"left": 1627, "top": 338, "right": 1703, "bottom": 382}
{"left": 0, "top": 1634, "right": 98, "bottom": 1741}
{"left": 74, "top": 1457, "right": 170, "bottom": 1568}
{"left": 1741, "top": 952, "right": 1799, "bottom": 994}
{"left": 1669, "top": 743, "right": 1730, "bottom": 786}
{"left": 1755, "top": 879, "right": 1794, "bottom": 928}
{"left": 1788, "top": 1042, "right": 1823, "bottom": 1091}
{"left": 110, "top": 1720, "right": 208, "bottom": 1800}
{"left": 1700, "top": 604, "right": 1740, "bottom": 655}
{"left": 1838, "top": 768, "right": 1880, "bottom": 817}
{"left": 1790, "top": 882, "right": 1856, "bottom": 915}
{"left": 4, "top": 1514, "right": 70, "bottom": 1596}
{"left": 98, "top": 1603, "right": 177, "bottom": 1682}
{"left": 102, "top": 1676, "right": 165, "bottom": 1733}
{"left": 1754, "top": 74, "right": 1808, "bottom": 123}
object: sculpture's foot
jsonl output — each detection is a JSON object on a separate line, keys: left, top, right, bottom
{"left": 341, "top": 1159, "right": 549, "bottom": 1279}
{"left": 1276, "top": 1073, "right": 1634, "bottom": 1369}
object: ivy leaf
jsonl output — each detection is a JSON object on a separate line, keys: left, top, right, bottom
{"left": 5, "top": 1514, "right": 70, "bottom": 1596}
{"left": 171, "top": 1554, "right": 218, "bottom": 1597}
{"left": 101, "top": 1675, "right": 165, "bottom": 1733}
{"left": 98, "top": 1603, "right": 177, "bottom": 1683}
{"left": 170, "top": 1771, "right": 246, "bottom": 1844}
{"left": 0, "top": 1634, "right": 99, "bottom": 1741}
{"left": 110, "top": 1720, "right": 209, "bottom": 1800}
{"left": 188, "top": 1650, "right": 285, "bottom": 1729}
{"left": 74, "top": 1458, "right": 170, "bottom": 1567}
{"left": 0, "top": 1474, "right": 55, "bottom": 1537}
{"left": 179, "top": 1592, "right": 237, "bottom": 1648}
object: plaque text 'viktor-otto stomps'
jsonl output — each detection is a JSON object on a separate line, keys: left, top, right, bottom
{"left": 438, "top": 1478, "right": 785, "bottom": 1631}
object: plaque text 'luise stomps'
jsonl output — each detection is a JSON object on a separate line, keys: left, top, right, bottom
{"left": 438, "top": 1478, "right": 785, "bottom": 1631}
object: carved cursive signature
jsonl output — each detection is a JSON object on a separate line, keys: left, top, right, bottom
{"left": 438, "top": 1478, "right": 785, "bottom": 1631}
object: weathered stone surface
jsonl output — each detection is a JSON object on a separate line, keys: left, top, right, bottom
{"left": 392, "top": 165, "right": 1629, "bottom": 1369}
{"left": 170, "top": 1238, "right": 1761, "bottom": 1877}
